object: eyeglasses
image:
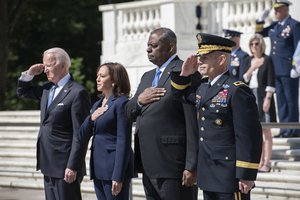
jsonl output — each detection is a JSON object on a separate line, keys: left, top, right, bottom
{"left": 250, "top": 42, "right": 260, "bottom": 46}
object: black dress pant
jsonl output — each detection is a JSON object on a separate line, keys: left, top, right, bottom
{"left": 93, "top": 178, "right": 131, "bottom": 200}
{"left": 203, "top": 190, "right": 250, "bottom": 200}
{"left": 142, "top": 173, "right": 198, "bottom": 200}
{"left": 43, "top": 175, "right": 82, "bottom": 200}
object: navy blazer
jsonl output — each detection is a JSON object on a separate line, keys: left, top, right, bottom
{"left": 257, "top": 16, "right": 300, "bottom": 76}
{"left": 79, "top": 95, "right": 134, "bottom": 182}
{"left": 17, "top": 77, "right": 91, "bottom": 178}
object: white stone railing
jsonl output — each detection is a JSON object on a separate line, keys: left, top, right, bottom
{"left": 98, "top": 0, "right": 278, "bottom": 92}
{"left": 118, "top": 3, "right": 161, "bottom": 41}
{"left": 199, "top": 0, "right": 274, "bottom": 34}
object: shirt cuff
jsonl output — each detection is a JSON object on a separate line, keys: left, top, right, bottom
{"left": 137, "top": 100, "right": 143, "bottom": 109}
{"left": 265, "top": 86, "right": 275, "bottom": 93}
{"left": 19, "top": 71, "right": 34, "bottom": 82}
{"left": 243, "top": 74, "right": 250, "bottom": 83}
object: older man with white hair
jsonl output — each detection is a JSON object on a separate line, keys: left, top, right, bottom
{"left": 17, "top": 47, "right": 91, "bottom": 200}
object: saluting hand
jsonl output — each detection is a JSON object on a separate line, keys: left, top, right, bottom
{"left": 27, "top": 64, "right": 45, "bottom": 76}
{"left": 180, "top": 55, "right": 199, "bottom": 77}
{"left": 138, "top": 87, "right": 166, "bottom": 105}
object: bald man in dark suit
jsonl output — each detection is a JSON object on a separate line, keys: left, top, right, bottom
{"left": 126, "top": 27, "right": 198, "bottom": 200}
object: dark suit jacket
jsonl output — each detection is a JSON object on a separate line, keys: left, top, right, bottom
{"left": 256, "top": 16, "right": 300, "bottom": 76}
{"left": 171, "top": 71, "right": 262, "bottom": 193}
{"left": 17, "top": 77, "right": 91, "bottom": 178}
{"left": 243, "top": 55, "right": 277, "bottom": 122}
{"left": 78, "top": 95, "right": 135, "bottom": 181}
{"left": 228, "top": 47, "right": 249, "bottom": 81}
{"left": 126, "top": 56, "right": 198, "bottom": 179}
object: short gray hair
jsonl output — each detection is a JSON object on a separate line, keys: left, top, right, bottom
{"left": 151, "top": 27, "right": 177, "bottom": 48}
{"left": 43, "top": 47, "right": 71, "bottom": 68}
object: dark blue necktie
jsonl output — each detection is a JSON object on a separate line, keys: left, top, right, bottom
{"left": 152, "top": 69, "right": 162, "bottom": 87}
{"left": 47, "top": 85, "right": 58, "bottom": 108}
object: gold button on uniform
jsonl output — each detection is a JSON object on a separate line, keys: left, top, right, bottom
{"left": 201, "top": 117, "right": 205, "bottom": 121}
{"left": 200, "top": 137, "right": 203, "bottom": 141}
{"left": 202, "top": 107, "right": 205, "bottom": 111}
{"left": 225, "top": 157, "right": 229, "bottom": 160}
{"left": 200, "top": 127, "right": 204, "bottom": 131}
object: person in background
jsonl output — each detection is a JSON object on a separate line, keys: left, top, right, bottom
{"left": 17, "top": 47, "right": 91, "bottom": 200}
{"left": 243, "top": 34, "right": 276, "bottom": 173}
{"left": 171, "top": 33, "right": 262, "bottom": 200}
{"left": 126, "top": 27, "right": 198, "bottom": 200}
{"left": 256, "top": 0, "right": 300, "bottom": 137}
{"left": 77, "top": 62, "right": 134, "bottom": 200}
{"left": 223, "top": 29, "right": 249, "bottom": 81}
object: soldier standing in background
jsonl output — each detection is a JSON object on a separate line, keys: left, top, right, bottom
{"left": 223, "top": 29, "right": 249, "bottom": 81}
{"left": 256, "top": 0, "right": 300, "bottom": 137}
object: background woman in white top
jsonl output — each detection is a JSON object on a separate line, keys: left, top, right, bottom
{"left": 243, "top": 33, "right": 276, "bottom": 172}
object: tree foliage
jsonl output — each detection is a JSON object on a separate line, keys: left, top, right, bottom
{"left": 1, "top": 0, "right": 133, "bottom": 110}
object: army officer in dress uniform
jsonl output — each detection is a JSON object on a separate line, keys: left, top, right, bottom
{"left": 256, "top": 0, "right": 300, "bottom": 137}
{"left": 170, "top": 33, "right": 263, "bottom": 200}
{"left": 223, "top": 29, "right": 249, "bottom": 81}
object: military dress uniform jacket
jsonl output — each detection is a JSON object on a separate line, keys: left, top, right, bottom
{"left": 126, "top": 56, "right": 199, "bottom": 179}
{"left": 256, "top": 16, "right": 300, "bottom": 76}
{"left": 171, "top": 71, "right": 262, "bottom": 193}
{"left": 228, "top": 48, "right": 249, "bottom": 80}
{"left": 17, "top": 77, "right": 91, "bottom": 178}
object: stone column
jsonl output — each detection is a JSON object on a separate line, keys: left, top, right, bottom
{"left": 290, "top": 0, "right": 300, "bottom": 21}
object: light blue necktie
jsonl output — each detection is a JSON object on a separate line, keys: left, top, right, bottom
{"left": 152, "top": 69, "right": 162, "bottom": 87}
{"left": 47, "top": 85, "right": 58, "bottom": 108}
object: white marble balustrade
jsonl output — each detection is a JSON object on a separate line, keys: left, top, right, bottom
{"left": 98, "top": 0, "right": 299, "bottom": 93}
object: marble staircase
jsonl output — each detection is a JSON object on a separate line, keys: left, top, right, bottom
{"left": 0, "top": 111, "right": 300, "bottom": 199}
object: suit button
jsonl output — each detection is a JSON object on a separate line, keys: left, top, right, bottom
{"left": 200, "top": 127, "right": 204, "bottom": 131}
{"left": 273, "top": 46, "right": 276, "bottom": 49}
{"left": 274, "top": 41, "right": 277, "bottom": 44}
{"left": 216, "top": 110, "right": 219, "bottom": 113}
{"left": 225, "top": 156, "right": 229, "bottom": 160}
{"left": 273, "top": 52, "right": 276, "bottom": 55}
{"left": 202, "top": 107, "right": 205, "bottom": 111}
{"left": 200, "top": 137, "right": 204, "bottom": 141}
{"left": 201, "top": 117, "right": 205, "bottom": 121}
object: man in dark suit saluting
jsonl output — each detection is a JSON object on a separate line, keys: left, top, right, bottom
{"left": 17, "top": 47, "right": 91, "bottom": 200}
{"left": 126, "top": 27, "right": 198, "bottom": 200}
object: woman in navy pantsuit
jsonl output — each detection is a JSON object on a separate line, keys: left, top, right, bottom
{"left": 78, "top": 62, "right": 135, "bottom": 200}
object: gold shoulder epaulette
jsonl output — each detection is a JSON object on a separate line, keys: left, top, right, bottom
{"left": 233, "top": 81, "right": 246, "bottom": 87}
{"left": 255, "top": 23, "right": 264, "bottom": 32}
{"left": 202, "top": 75, "right": 209, "bottom": 80}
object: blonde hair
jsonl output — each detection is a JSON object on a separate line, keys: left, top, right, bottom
{"left": 248, "top": 34, "right": 266, "bottom": 55}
